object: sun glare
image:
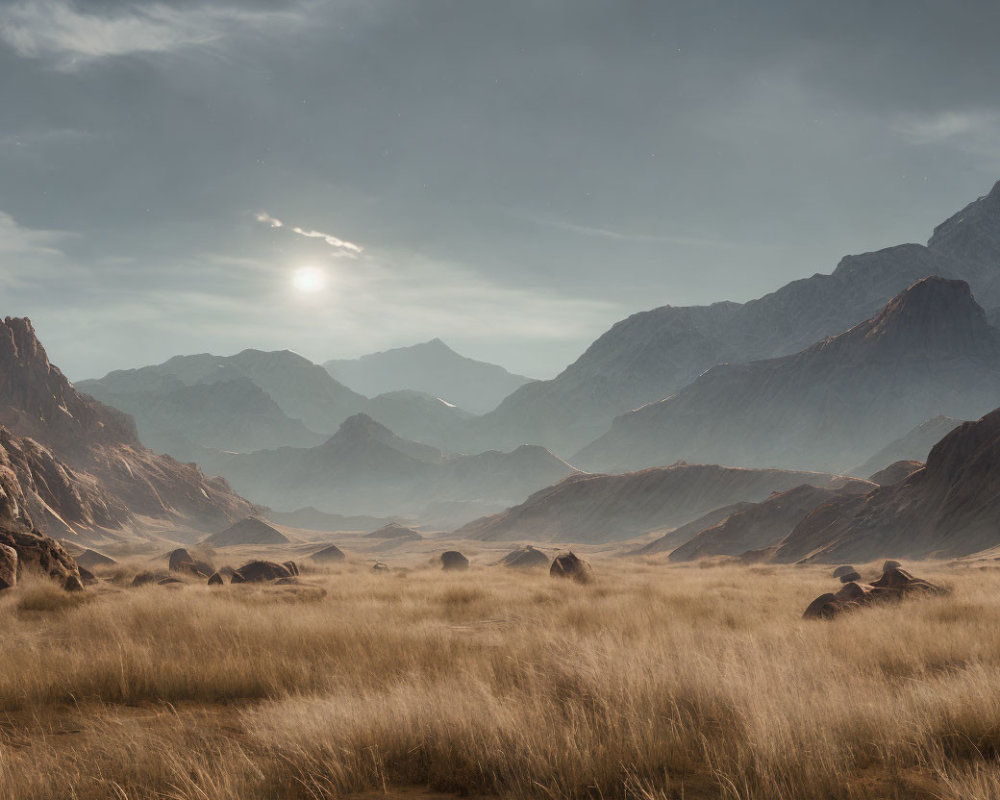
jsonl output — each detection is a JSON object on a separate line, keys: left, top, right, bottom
{"left": 292, "top": 266, "right": 327, "bottom": 294}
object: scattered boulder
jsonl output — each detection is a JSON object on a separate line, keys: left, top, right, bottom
{"left": 311, "top": 543, "right": 346, "bottom": 562}
{"left": 231, "top": 560, "right": 295, "bottom": 583}
{"left": 803, "top": 566, "right": 946, "bottom": 619}
{"left": 500, "top": 545, "right": 549, "bottom": 569}
{"left": 372, "top": 561, "right": 389, "bottom": 573}
{"left": 167, "top": 548, "right": 213, "bottom": 577}
{"left": 550, "top": 552, "right": 593, "bottom": 583}
{"left": 441, "top": 551, "right": 470, "bottom": 571}
{"left": 283, "top": 561, "right": 299, "bottom": 576}
{"left": 207, "top": 571, "right": 224, "bottom": 586}
{"left": 230, "top": 570, "right": 246, "bottom": 584}
{"left": 883, "top": 559, "right": 902, "bottom": 571}
{"left": 0, "top": 543, "right": 17, "bottom": 590}
{"left": 131, "top": 572, "right": 159, "bottom": 587}
{"left": 839, "top": 570, "right": 862, "bottom": 583}
{"left": 63, "top": 574, "right": 84, "bottom": 592}
{"left": 77, "top": 549, "right": 117, "bottom": 570}
{"left": 832, "top": 565, "right": 857, "bottom": 579}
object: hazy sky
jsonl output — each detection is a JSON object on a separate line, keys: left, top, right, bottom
{"left": 2, "top": 0, "right": 999, "bottom": 381}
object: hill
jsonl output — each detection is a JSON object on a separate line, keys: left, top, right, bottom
{"left": 850, "top": 415, "right": 965, "bottom": 478}
{"left": 325, "top": 339, "right": 533, "bottom": 414}
{"left": 454, "top": 463, "right": 857, "bottom": 543}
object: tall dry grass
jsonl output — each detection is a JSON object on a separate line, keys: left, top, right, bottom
{"left": 1, "top": 559, "right": 1000, "bottom": 799}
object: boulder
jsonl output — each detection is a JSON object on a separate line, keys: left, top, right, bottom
{"left": 832, "top": 565, "right": 857, "bottom": 579}
{"left": 0, "top": 528, "right": 79, "bottom": 583}
{"left": 168, "top": 548, "right": 213, "bottom": 577}
{"left": 441, "top": 551, "right": 470, "bottom": 571}
{"left": 372, "top": 561, "right": 390, "bottom": 573}
{"left": 0, "top": 543, "right": 17, "bottom": 590}
{"left": 230, "top": 570, "right": 246, "bottom": 584}
{"left": 283, "top": 561, "right": 299, "bottom": 576}
{"left": 131, "top": 572, "right": 159, "bottom": 587}
{"left": 207, "top": 571, "right": 224, "bottom": 586}
{"left": 550, "top": 552, "right": 593, "bottom": 583}
{"left": 882, "top": 559, "right": 902, "bottom": 572}
{"left": 802, "top": 592, "right": 839, "bottom": 619}
{"left": 231, "top": 560, "right": 295, "bottom": 583}
{"left": 501, "top": 546, "right": 549, "bottom": 569}
{"left": 157, "top": 577, "right": 182, "bottom": 586}
{"left": 311, "top": 543, "right": 346, "bottom": 562}
{"left": 78, "top": 566, "right": 98, "bottom": 586}
{"left": 63, "top": 574, "right": 84, "bottom": 592}
{"left": 838, "top": 571, "right": 862, "bottom": 583}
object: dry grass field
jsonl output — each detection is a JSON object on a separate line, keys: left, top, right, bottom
{"left": 3, "top": 557, "right": 1000, "bottom": 800}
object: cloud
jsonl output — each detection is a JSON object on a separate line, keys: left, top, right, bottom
{"left": 892, "top": 111, "right": 1000, "bottom": 145}
{"left": 255, "top": 211, "right": 363, "bottom": 256}
{"left": 0, "top": 1, "right": 309, "bottom": 68}
{"left": 0, "top": 211, "right": 72, "bottom": 257}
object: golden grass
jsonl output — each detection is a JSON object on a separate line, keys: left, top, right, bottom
{"left": 2, "top": 559, "right": 1000, "bottom": 799}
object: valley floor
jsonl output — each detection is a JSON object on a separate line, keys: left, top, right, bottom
{"left": 3, "top": 559, "right": 1000, "bottom": 799}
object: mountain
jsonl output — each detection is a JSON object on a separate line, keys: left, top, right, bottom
{"left": 849, "top": 415, "right": 965, "bottom": 478}
{"left": 79, "top": 348, "right": 368, "bottom": 437}
{"left": 203, "top": 414, "right": 576, "bottom": 522}
{"left": 467, "top": 180, "right": 1000, "bottom": 455}
{"left": 78, "top": 376, "right": 325, "bottom": 461}
{"left": 454, "top": 463, "right": 857, "bottom": 544}
{"left": 366, "top": 390, "right": 472, "bottom": 447}
{"left": 0, "top": 317, "right": 253, "bottom": 541}
{"left": 204, "top": 517, "right": 289, "bottom": 547}
{"left": 771, "top": 408, "right": 1000, "bottom": 563}
{"left": 574, "top": 278, "right": 1000, "bottom": 474}
{"left": 666, "top": 480, "right": 874, "bottom": 562}
{"left": 324, "top": 338, "right": 534, "bottom": 414}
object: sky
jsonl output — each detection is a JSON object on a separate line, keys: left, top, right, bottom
{"left": 1, "top": 0, "right": 999, "bottom": 381}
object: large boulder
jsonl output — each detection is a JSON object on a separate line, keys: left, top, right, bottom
{"left": 167, "top": 548, "right": 213, "bottom": 577}
{"left": 550, "top": 552, "right": 593, "bottom": 583}
{"left": 832, "top": 565, "right": 857, "bottom": 579}
{"left": 441, "top": 551, "right": 470, "bottom": 571}
{"left": 501, "top": 545, "right": 549, "bottom": 569}
{"left": 0, "top": 527, "right": 79, "bottom": 584}
{"left": 0, "top": 543, "right": 16, "bottom": 590}
{"left": 207, "top": 571, "right": 225, "bottom": 586}
{"left": 231, "top": 560, "right": 295, "bottom": 583}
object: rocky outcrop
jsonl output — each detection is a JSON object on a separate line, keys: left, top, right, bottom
{"left": 803, "top": 566, "right": 946, "bottom": 619}
{"left": 500, "top": 545, "right": 549, "bottom": 569}
{"left": 456, "top": 464, "right": 861, "bottom": 544}
{"left": 311, "top": 543, "right": 346, "bottom": 562}
{"left": 575, "top": 279, "right": 1000, "bottom": 474}
{"left": 0, "top": 543, "right": 16, "bottom": 590}
{"left": 0, "top": 527, "right": 79, "bottom": 583}
{"left": 231, "top": 560, "right": 296, "bottom": 583}
{"left": 866, "top": 460, "right": 924, "bottom": 487}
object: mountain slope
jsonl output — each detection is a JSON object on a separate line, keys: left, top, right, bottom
{"left": 0, "top": 317, "right": 253, "bottom": 540}
{"left": 325, "top": 339, "right": 534, "bottom": 414}
{"left": 454, "top": 463, "right": 856, "bottom": 544}
{"left": 772, "top": 408, "right": 1000, "bottom": 563}
{"left": 850, "top": 415, "right": 965, "bottom": 478}
{"left": 575, "top": 278, "right": 1000, "bottom": 473}
{"left": 468, "top": 180, "right": 1000, "bottom": 455}
{"left": 204, "top": 414, "right": 576, "bottom": 521}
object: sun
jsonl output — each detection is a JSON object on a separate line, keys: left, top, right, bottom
{"left": 292, "top": 266, "right": 327, "bottom": 294}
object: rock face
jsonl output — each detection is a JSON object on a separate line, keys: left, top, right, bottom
{"left": 774, "top": 407, "right": 1000, "bottom": 562}
{"left": 575, "top": 279, "right": 1000, "bottom": 474}
{"left": 0, "top": 528, "right": 79, "bottom": 583}
{"left": 206, "top": 414, "right": 577, "bottom": 523}
{"left": 866, "top": 460, "right": 924, "bottom": 487}
{"left": 668, "top": 481, "right": 875, "bottom": 562}
{"left": 310, "top": 543, "right": 346, "bottom": 562}
{"left": 850, "top": 416, "right": 965, "bottom": 478}
{"left": 324, "top": 338, "right": 534, "bottom": 415}
{"left": 550, "top": 552, "right": 592, "bottom": 583}
{"left": 803, "top": 567, "right": 946, "bottom": 619}
{"left": 456, "top": 464, "right": 862, "bottom": 544}
{"left": 204, "top": 517, "right": 288, "bottom": 547}
{"left": 467, "top": 180, "right": 1000, "bottom": 456}
{"left": 441, "top": 551, "right": 470, "bottom": 571}
{"left": 0, "top": 543, "right": 16, "bottom": 590}
{"left": 0, "top": 317, "right": 254, "bottom": 539}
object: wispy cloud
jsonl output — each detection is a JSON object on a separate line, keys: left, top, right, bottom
{"left": 0, "top": 211, "right": 72, "bottom": 257}
{"left": 0, "top": 1, "right": 309, "bottom": 69}
{"left": 255, "top": 211, "right": 363, "bottom": 256}
{"left": 892, "top": 111, "right": 1000, "bottom": 164}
